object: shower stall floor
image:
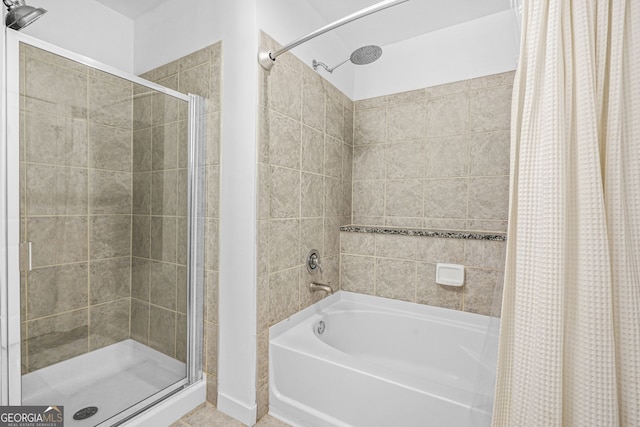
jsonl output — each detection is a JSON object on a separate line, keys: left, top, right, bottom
{"left": 22, "top": 339, "right": 186, "bottom": 426}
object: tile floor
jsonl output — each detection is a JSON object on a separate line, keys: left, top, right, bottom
{"left": 173, "top": 403, "right": 291, "bottom": 427}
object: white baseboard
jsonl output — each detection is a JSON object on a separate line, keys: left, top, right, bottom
{"left": 217, "top": 392, "right": 257, "bottom": 426}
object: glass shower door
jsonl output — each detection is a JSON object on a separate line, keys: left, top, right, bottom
{"left": 6, "top": 33, "right": 204, "bottom": 426}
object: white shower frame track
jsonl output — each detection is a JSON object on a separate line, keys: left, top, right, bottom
{"left": 0, "top": 29, "right": 206, "bottom": 425}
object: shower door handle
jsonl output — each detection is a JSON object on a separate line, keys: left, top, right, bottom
{"left": 20, "top": 241, "right": 32, "bottom": 272}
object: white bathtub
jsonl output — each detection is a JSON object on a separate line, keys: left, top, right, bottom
{"left": 269, "top": 291, "right": 499, "bottom": 427}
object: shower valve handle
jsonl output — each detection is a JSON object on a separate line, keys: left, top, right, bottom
{"left": 310, "top": 253, "right": 323, "bottom": 272}
{"left": 307, "top": 249, "right": 323, "bottom": 273}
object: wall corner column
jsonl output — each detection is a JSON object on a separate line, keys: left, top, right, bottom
{"left": 217, "top": 0, "right": 259, "bottom": 425}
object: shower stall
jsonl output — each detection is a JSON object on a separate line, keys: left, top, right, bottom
{"left": 1, "top": 30, "right": 206, "bottom": 426}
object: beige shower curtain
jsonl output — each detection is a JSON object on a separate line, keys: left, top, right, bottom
{"left": 493, "top": 0, "right": 639, "bottom": 426}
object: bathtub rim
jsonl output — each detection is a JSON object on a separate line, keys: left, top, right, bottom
{"left": 270, "top": 291, "right": 499, "bottom": 341}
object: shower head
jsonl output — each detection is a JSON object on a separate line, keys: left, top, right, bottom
{"left": 349, "top": 45, "right": 383, "bottom": 65}
{"left": 313, "top": 45, "right": 383, "bottom": 74}
{"left": 3, "top": 0, "right": 47, "bottom": 31}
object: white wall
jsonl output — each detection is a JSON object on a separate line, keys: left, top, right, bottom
{"left": 134, "top": 0, "right": 353, "bottom": 89}
{"left": 257, "top": 0, "right": 355, "bottom": 98}
{"left": 133, "top": 0, "right": 224, "bottom": 75}
{"left": 21, "top": 0, "right": 134, "bottom": 73}
{"left": 217, "top": 0, "right": 259, "bottom": 424}
{"left": 353, "top": 9, "right": 518, "bottom": 100}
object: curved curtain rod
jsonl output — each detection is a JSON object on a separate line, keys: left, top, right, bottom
{"left": 258, "top": 0, "right": 410, "bottom": 71}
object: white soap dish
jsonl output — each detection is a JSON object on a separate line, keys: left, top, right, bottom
{"left": 436, "top": 263, "right": 465, "bottom": 287}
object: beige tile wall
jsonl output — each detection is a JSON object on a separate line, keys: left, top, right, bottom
{"left": 353, "top": 72, "right": 514, "bottom": 232}
{"left": 140, "top": 42, "right": 222, "bottom": 404}
{"left": 340, "top": 232, "right": 505, "bottom": 316}
{"left": 256, "top": 32, "right": 354, "bottom": 418}
{"left": 129, "top": 80, "right": 189, "bottom": 363}
{"left": 20, "top": 44, "right": 133, "bottom": 373}
{"left": 342, "top": 72, "right": 515, "bottom": 316}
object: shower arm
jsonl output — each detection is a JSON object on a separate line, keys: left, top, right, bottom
{"left": 312, "top": 57, "right": 350, "bottom": 74}
{"left": 258, "top": 0, "right": 409, "bottom": 71}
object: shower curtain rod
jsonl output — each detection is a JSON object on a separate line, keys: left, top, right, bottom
{"left": 258, "top": 0, "right": 410, "bottom": 71}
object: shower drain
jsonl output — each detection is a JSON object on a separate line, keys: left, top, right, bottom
{"left": 73, "top": 406, "right": 98, "bottom": 421}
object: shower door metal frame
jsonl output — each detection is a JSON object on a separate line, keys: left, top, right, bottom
{"left": 1, "top": 30, "right": 205, "bottom": 421}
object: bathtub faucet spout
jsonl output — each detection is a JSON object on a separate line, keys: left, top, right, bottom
{"left": 310, "top": 282, "right": 333, "bottom": 296}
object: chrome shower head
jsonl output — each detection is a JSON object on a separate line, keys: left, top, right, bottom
{"left": 3, "top": 0, "right": 47, "bottom": 31}
{"left": 313, "top": 45, "right": 383, "bottom": 74}
{"left": 350, "top": 45, "right": 383, "bottom": 65}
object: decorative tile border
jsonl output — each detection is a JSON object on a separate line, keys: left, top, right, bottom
{"left": 340, "top": 225, "right": 506, "bottom": 241}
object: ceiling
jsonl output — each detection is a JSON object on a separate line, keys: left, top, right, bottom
{"left": 95, "top": 0, "right": 166, "bottom": 19}
{"left": 95, "top": 0, "right": 512, "bottom": 46}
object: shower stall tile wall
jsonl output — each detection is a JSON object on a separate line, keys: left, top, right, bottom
{"left": 20, "top": 44, "right": 134, "bottom": 373}
{"left": 139, "top": 42, "right": 222, "bottom": 404}
{"left": 256, "top": 31, "right": 354, "bottom": 419}
{"left": 129, "top": 76, "right": 188, "bottom": 363}
{"left": 12, "top": 30, "right": 208, "bottom": 423}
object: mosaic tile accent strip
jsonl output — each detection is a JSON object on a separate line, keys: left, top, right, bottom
{"left": 340, "top": 225, "right": 506, "bottom": 241}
